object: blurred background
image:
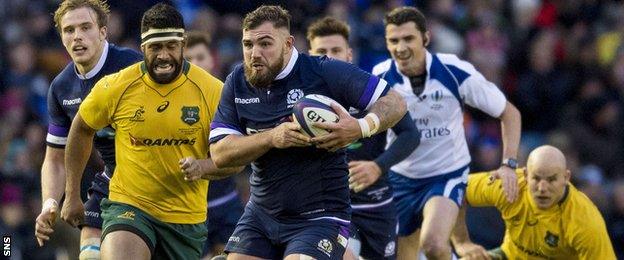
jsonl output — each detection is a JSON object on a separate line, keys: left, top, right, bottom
{"left": 0, "top": 0, "right": 623, "bottom": 259}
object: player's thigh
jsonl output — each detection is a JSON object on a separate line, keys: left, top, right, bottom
{"left": 155, "top": 222, "right": 206, "bottom": 260}
{"left": 101, "top": 230, "right": 150, "bottom": 260}
{"left": 420, "top": 196, "right": 460, "bottom": 244}
{"left": 224, "top": 204, "right": 281, "bottom": 259}
{"left": 397, "top": 229, "right": 420, "bottom": 260}
{"left": 100, "top": 199, "right": 156, "bottom": 258}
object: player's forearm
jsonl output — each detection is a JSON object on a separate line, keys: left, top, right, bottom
{"left": 64, "top": 119, "right": 96, "bottom": 198}
{"left": 451, "top": 202, "right": 472, "bottom": 245}
{"left": 499, "top": 102, "right": 521, "bottom": 159}
{"left": 368, "top": 90, "right": 407, "bottom": 133}
{"left": 211, "top": 132, "right": 272, "bottom": 168}
{"left": 41, "top": 149, "right": 66, "bottom": 203}
{"left": 195, "top": 158, "right": 244, "bottom": 180}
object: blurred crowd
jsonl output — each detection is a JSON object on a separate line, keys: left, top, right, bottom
{"left": 0, "top": 0, "right": 623, "bottom": 259}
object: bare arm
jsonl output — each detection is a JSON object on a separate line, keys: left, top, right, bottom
{"left": 60, "top": 113, "right": 96, "bottom": 227}
{"left": 64, "top": 113, "right": 96, "bottom": 199}
{"left": 491, "top": 102, "right": 522, "bottom": 203}
{"left": 367, "top": 89, "right": 407, "bottom": 132}
{"left": 211, "top": 132, "right": 272, "bottom": 168}
{"left": 211, "top": 122, "right": 310, "bottom": 168}
{"left": 311, "top": 89, "right": 407, "bottom": 151}
{"left": 450, "top": 203, "right": 471, "bottom": 246}
{"left": 179, "top": 155, "right": 244, "bottom": 181}
{"left": 498, "top": 102, "right": 521, "bottom": 160}
{"left": 36, "top": 146, "right": 66, "bottom": 246}
{"left": 41, "top": 147, "right": 66, "bottom": 203}
{"left": 451, "top": 203, "right": 491, "bottom": 259}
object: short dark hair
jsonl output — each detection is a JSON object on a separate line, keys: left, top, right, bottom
{"left": 141, "top": 3, "right": 185, "bottom": 34}
{"left": 384, "top": 6, "right": 427, "bottom": 33}
{"left": 53, "top": 0, "right": 110, "bottom": 33}
{"left": 306, "top": 17, "right": 350, "bottom": 43}
{"left": 186, "top": 31, "right": 211, "bottom": 48}
{"left": 242, "top": 5, "right": 290, "bottom": 31}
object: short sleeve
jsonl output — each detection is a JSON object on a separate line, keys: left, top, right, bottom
{"left": 209, "top": 73, "right": 244, "bottom": 143}
{"left": 78, "top": 77, "right": 113, "bottom": 130}
{"left": 46, "top": 83, "right": 70, "bottom": 147}
{"left": 320, "top": 57, "right": 389, "bottom": 111}
{"left": 466, "top": 172, "right": 508, "bottom": 209}
{"left": 459, "top": 72, "right": 507, "bottom": 118}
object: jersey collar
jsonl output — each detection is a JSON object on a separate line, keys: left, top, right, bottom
{"left": 75, "top": 41, "right": 109, "bottom": 80}
{"left": 275, "top": 47, "right": 299, "bottom": 80}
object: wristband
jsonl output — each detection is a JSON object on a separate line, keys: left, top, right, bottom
{"left": 357, "top": 113, "right": 380, "bottom": 138}
{"left": 365, "top": 113, "right": 380, "bottom": 135}
{"left": 357, "top": 117, "right": 371, "bottom": 138}
{"left": 43, "top": 198, "right": 58, "bottom": 211}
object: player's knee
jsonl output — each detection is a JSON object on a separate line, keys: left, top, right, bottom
{"left": 79, "top": 238, "right": 101, "bottom": 260}
{"left": 420, "top": 237, "right": 450, "bottom": 259}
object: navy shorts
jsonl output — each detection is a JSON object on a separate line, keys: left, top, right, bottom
{"left": 225, "top": 202, "right": 349, "bottom": 259}
{"left": 202, "top": 192, "right": 244, "bottom": 255}
{"left": 389, "top": 165, "right": 468, "bottom": 236}
{"left": 350, "top": 199, "right": 397, "bottom": 259}
{"left": 82, "top": 171, "right": 111, "bottom": 229}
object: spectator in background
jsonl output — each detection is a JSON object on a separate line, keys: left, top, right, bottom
{"left": 565, "top": 95, "right": 624, "bottom": 177}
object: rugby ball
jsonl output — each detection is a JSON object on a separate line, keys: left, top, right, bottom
{"left": 292, "top": 94, "right": 341, "bottom": 137}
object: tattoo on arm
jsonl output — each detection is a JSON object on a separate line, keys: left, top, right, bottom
{"left": 369, "top": 90, "right": 406, "bottom": 132}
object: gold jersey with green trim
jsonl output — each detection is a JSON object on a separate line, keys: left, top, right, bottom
{"left": 466, "top": 169, "right": 616, "bottom": 260}
{"left": 79, "top": 60, "right": 223, "bottom": 224}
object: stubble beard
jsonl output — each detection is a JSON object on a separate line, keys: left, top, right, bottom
{"left": 244, "top": 48, "right": 285, "bottom": 89}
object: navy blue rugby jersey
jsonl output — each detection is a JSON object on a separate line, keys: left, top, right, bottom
{"left": 210, "top": 49, "right": 389, "bottom": 222}
{"left": 46, "top": 42, "right": 142, "bottom": 176}
{"left": 207, "top": 177, "right": 238, "bottom": 208}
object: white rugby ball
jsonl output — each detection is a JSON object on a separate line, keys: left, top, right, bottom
{"left": 292, "top": 94, "right": 342, "bottom": 137}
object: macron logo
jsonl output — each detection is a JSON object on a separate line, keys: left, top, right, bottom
{"left": 62, "top": 98, "right": 82, "bottom": 106}
{"left": 235, "top": 97, "right": 260, "bottom": 104}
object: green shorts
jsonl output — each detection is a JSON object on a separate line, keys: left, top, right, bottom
{"left": 100, "top": 198, "right": 207, "bottom": 260}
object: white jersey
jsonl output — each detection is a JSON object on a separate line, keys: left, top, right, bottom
{"left": 372, "top": 51, "right": 507, "bottom": 179}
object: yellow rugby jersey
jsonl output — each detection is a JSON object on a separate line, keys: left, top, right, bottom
{"left": 79, "top": 61, "right": 222, "bottom": 224}
{"left": 466, "top": 170, "right": 616, "bottom": 260}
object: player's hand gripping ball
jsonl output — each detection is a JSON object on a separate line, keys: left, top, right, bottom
{"left": 292, "top": 94, "right": 341, "bottom": 137}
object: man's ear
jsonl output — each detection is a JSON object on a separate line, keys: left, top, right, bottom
{"left": 285, "top": 34, "right": 294, "bottom": 49}
{"left": 423, "top": 31, "right": 431, "bottom": 47}
{"left": 347, "top": 47, "right": 353, "bottom": 63}
{"left": 99, "top": 26, "right": 108, "bottom": 41}
{"left": 564, "top": 169, "right": 571, "bottom": 182}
